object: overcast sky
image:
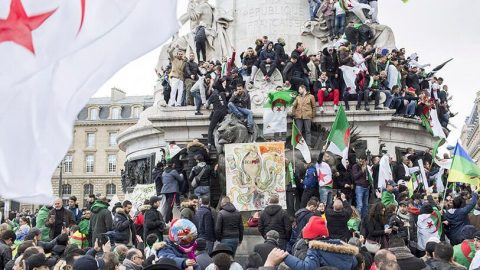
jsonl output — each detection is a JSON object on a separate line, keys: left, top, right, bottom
{"left": 94, "top": 0, "right": 480, "bottom": 145}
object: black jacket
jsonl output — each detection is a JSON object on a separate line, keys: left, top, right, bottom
{"left": 364, "top": 216, "right": 386, "bottom": 242}
{"left": 194, "top": 25, "right": 206, "bottom": 43}
{"left": 186, "top": 140, "right": 208, "bottom": 174}
{"left": 325, "top": 200, "right": 353, "bottom": 242}
{"left": 406, "top": 72, "right": 420, "bottom": 94}
{"left": 113, "top": 208, "right": 137, "bottom": 246}
{"left": 229, "top": 91, "right": 251, "bottom": 109}
{"left": 196, "top": 205, "right": 216, "bottom": 241}
{"left": 259, "top": 205, "right": 292, "bottom": 240}
{"left": 143, "top": 207, "right": 166, "bottom": 241}
{"left": 241, "top": 53, "right": 258, "bottom": 67}
{"left": 274, "top": 43, "right": 288, "bottom": 64}
{"left": 393, "top": 163, "right": 410, "bottom": 182}
{"left": 189, "top": 163, "right": 213, "bottom": 187}
{"left": 321, "top": 48, "right": 338, "bottom": 75}
{"left": 152, "top": 166, "right": 164, "bottom": 196}
{"left": 206, "top": 90, "right": 228, "bottom": 112}
{"left": 260, "top": 48, "right": 276, "bottom": 62}
{"left": 215, "top": 203, "right": 244, "bottom": 242}
{"left": 254, "top": 239, "right": 278, "bottom": 265}
{"left": 184, "top": 60, "right": 200, "bottom": 80}
{"left": 0, "top": 240, "right": 12, "bottom": 270}
{"left": 283, "top": 61, "right": 305, "bottom": 82}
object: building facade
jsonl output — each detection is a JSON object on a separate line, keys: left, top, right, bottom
{"left": 51, "top": 89, "right": 153, "bottom": 208}
{"left": 460, "top": 91, "right": 480, "bottom": 164}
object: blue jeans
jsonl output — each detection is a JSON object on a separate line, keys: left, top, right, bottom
{"left": 406, "top": 100, "right": 416, "bottom": 116}
{"left": 319, "top": 187, "right": 331, "bottom": 204}
{"left": 309, "top": 0, "right": 321, "bottom": 19}
{"left": 228, "top": 102, "right": 253, "bottom": 129}
{"left": 335, "top": 14, "right": 346, "bottom": 36}
{"left": 192, "top": 91, "right": 202, "bottom": 112}
{"left": 194, "top": 186, "right": 210, "bottom": 198}
{"left": 355, "top": 186, "right": 369, "bottom": 218}
{"left": 382, "top": 90, "right": 393, "bottom": 108}
{"left": 221, "top": 238, "right": 240, "bottom": 257}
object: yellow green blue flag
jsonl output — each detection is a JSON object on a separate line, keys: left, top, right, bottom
{"left": 447, "top": 143, "right": 480, "bottom": 185}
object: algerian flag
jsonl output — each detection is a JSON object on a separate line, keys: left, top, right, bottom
{"left": 292, "top": 122, "right": 311, "bottom": 163}
{"left": 316, "top": 162, "right": 333, "bottom": 188}
{"left": 387, "top": 64, "right": 400, "bottom": 89}
{"left": 327, "top": 105, "right": 350, "bottom": 168}
{"left": 435, "top": 168, "right": 445, "bottom": 193}
{"left": 166, "top": 144, "right": 182, "bottom": 161}
{"left": 339, "top": 66, "right": 360, "bottom": 94}
{"left": 432, "top": 138, "right": 452, "bottom": 169}
{"left": 418, "top": 159, "right": 429, "bottom": 190}
{"left": 263, "top": 90, "right": 297, "bottom": 134}
{"left": 378, "top": 155, "right": 393, "bottom": 189}
{"left": 367, "top": 165, "right": 374, "bottom": 186}
{"left": 417, "top": 209, "right": 442, "bottom": 251}
{"left": 421, "top": 110, "right": 446, "bottom": 139}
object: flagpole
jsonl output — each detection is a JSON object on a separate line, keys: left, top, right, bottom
{"left": 441, "top": 141, "right": 459, "bottom": 211}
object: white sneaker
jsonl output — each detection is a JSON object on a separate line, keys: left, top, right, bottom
{"left": 320, "top": 106, "right": 325, "bottom": 113}
{"left": 334, "top": 105, "right": 338, "bottom": 112}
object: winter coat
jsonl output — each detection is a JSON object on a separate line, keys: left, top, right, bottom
{"left": 156, "top": 241, "right": 201, "bottom": 270}
{"left": 259, "top": 204, "right": 292, "bottom": 241}
{"left": 284, "top": 239, "right": 358, "bottom": 270}
{"left": 338, "top": 47, "right": 354, "bottom": 67}
{"left": 185, "top": 60, "right": 200, "bottom": 80}
{"left": 445, "top": 192, "right": 479, "bottom": 245}
{"left": 121, "top": 258, "right": 143, "bottom": 270}
{"left": 469, "top": 209, "right": 480, "bottom": 229}
{"left": 422, "top": 259, "right": 465, "bottom": 270}
{"left": 283, "top": 61, "right": 305, "bottom": 81}
{"left": 195, "top": 25, "right": 206, "bottom": 43}
{"left": 152, "top": 167, "right": 164, "bottom": 196}
{"left": 46, "top": 207, "right": 75, "bottom": 240}
{"left": 325, "top": 200, "right": 353, "bottom": 242}
{"left": 352, "top": 164, "right": 369, "bottom": 188}
{"left": 113, "top": 208, "right": 137, "bottom": 246}
{"left": 186, "top": 140, "right": 209, "bottom": 173}
{"left": 291, "top": 208, "right": 314, "bottom": 242}
{"left": 389, "top": 246, "right": 426, "bottom": 270}
{"left": 259, "top": 47, "right": 276, "bottom": 63}
{"left": 35, "top": 206, "right": 52, "bottom": 241}
{"left": 134, "top": 204, "right": 150, "bottom": 237}
{"left": 180, "top": 203, "right": 197, "bottom": 225}
{"left": 215, "top": 203, "right": 244, "bottom": 242}
{"left": 321, "top": 48, "right": 338, "bottom": 75}
{"left": 189, "top": 162, "right": 212, "bottom": 187}
{"left": 90, "top": 200, "right": 113, "bottom": 244}
{"left": 274, "top": 43, "right": 288, "bottom": 65}
{"left": 229, "top": 91, "right": 251, "bottom": 109}
{"left": 292, "top": 93, "right": 316, "bottom": 119}
{"left": 196, "top": 205, "right": 216, "bottom": 241}
{"left": 254, "top": 239, "right": 278, "bottom": 265}
{"left": 161, "top": 167, "right": 184, "bottom": 194}
{"left": 365, "top": 215, "right": 387, "bottom": 243}
{"left": 144, "top": 207, "right": 166, "bottom": 241}
{"left": 0, "top": 240, "right": 12, "bottom": 270}
{"left": 241, "top": 53, "right": 257, "bottom": 67}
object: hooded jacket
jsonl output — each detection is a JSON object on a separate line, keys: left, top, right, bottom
{"left": 144, "top": 206, "right": 166, "bottom": 241}
{"left": 215, "top": 203, "right": 244, "bottom": 242}
{"left": 259, "top": 42, "right": 276, "bottom": 62}
{"left": 422, "top": 259, "right": 465, "bottom": 270}
{"left": 156, "top": 241, "right": 201, "bottom": 270}
{"left": 113, "top": 208, "right": 137, "bottom": 246}
{"left": 291, "top": 208, "right": 315, "bottom": 242}
{"left": 189, "top": 162, "right": 213, "bottom": 187}
{"left": 259, "top": 204, "right": 292, "bottom": 240}
{"left": 284, "top": 239, "right": 358, "bottom": 270}
{"left": 89, "top": 200, "right": 113, "bottom": 244}
{"left": 196, "top": 205, "right": 216, "bottom": 241}
{"left": 161, "top": 167, "right": 184, "bottom": 194}
{"left": 35, "top": 206, "right": 52, "bottom": 242}
{"left": 445, "top": 192, "right": 478, "bottom": 245}
{"left": 0, "top": 239, "right": 12, "bottom": 270}
{"left": 274, "top": 42, "right": 288, "bottom": 65}
{"left": 186, "top": 140, "right": 209, "bottom": 173}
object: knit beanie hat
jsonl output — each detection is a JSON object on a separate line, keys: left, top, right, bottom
{"left": 302, "top": 216, "right": 329, "bottom": 240}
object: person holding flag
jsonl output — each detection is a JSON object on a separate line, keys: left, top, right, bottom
{"left": 316, "top": 152, "right": 334, "bottom": 204}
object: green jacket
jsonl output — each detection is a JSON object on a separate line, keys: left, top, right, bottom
{"left": 381, "top": 191, "right": 397, "bottom": 207}
{"left": 35, "top": 206, "right": 51, "bottom": 241}
{"left": 347, "top": 218, "right": 360, "bottom": 232}
{"left": 90, "top": 200, "right": 113, "bottom": 244}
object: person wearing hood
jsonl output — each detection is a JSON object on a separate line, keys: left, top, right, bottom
{"left": 258, "top": 194, "right": 292, "bottom": 250}
{"left": 89, "top": 196, "right": 113, "bottom": 245}
{"left": 186, "top": 139, "right": 209, "bottom": 177}
{"left": 274, "top": 38, "right": 288, "bottom": 72}
{"left": 267, "top": 216, "right": 359, "bottom": 270}
{"left": 144, "top": 196, "right": 166, "bottom": 241}
{"left": 78, "top": 209, "right": 91, "bottom": 247}
{"left": 259, "top": 41, "right": 277, "bottom": 82}
{"left": 445, "top": 192, "right": 479, "bottom": 245}
{"left": 215, "top": 196, "right": 244, "bottom": 256}
{"left": 189, "top": 154, "right": 214, "bottom": 198}
{"left": 35, "top": 205, "right": 53, "bottom": 242}
{"left": 321, "top": 47, "right": 339, "bottom": 84}
{"left": 325, "top": 192, "right": 352, "bottom": 242}
{"left": 156, "top": 219, "right": 201, "bottom": 270}
{"left": 161, "top": 160, "right": 185, "bottom": 223}
{"left": 254, "top": 230, "right": 280, "bottom": 265}
{"left": 113, "top": 200, "right": 137, "bottom": 248}
{"left": 46, "top": 198, "right": 75, "bottom": 240}
{"left": 288, "top": 198, "right": 319, "bottom": 252}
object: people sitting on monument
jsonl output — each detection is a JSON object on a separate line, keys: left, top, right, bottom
{"left": 307, "top": 55, "right": 320, "bottom": 93}
{"left": 283, "top": 55, "right": 309, "bottom": 91}
{"left": 240, "top": 47, "right": 258, "bottom": 84}
{"left": 274, "top": 38, "right": 289, "bottom": 72}
{"left": 317, "top": 72, "right": 340, "bottom": 113}
{"left": 227, "top": 84, "right": 254, "bottom": 134}
{"left": 259, "top": 42, "right": 277, "bottom": 82}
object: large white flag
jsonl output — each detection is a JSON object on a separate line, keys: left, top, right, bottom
{"left": 339, "top": 65, "right": 360, "bottom": 95}
{"left": 0, "top": 0, "right": 178, "bottom": 204}
{"left": 377, "top": 154, "right": 393, "bottom": 190}
{"left": 430, "top": 109, "right": 446, "bottom": 139}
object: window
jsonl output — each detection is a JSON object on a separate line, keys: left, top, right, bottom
{"left": 111, "top": 107, "right": 121, "bottom": 119}
{"left": 86, "top": 155, "right": 95, "bottom": 173}
{"left": 83, "top": 184, "right": 94, "bottom": 207}
{"left": 89, "top": 108, "right": 99, "bottom": 120}
{"left": 109, "top": 132, "right": 117, "bottom": 146}
{"left": 61, "top": 184, "right": 71, "bottom": 205}
{"left": 108, "top": 155, "right": 117, "bottom": 173}
{"left": 64, "top": 155, "right": 73, "bottom": 173}
{"left": 106, "top": 184, "right": 116, "bottom": 198}
{"left": 132, "top": 107, "right": 141, "bottom": 118}
{"left": 86, "top": 133, "right": 95, "bottom": 148}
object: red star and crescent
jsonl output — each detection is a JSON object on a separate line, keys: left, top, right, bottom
{"left": 271, "top": 99, "right": 287, "bottom": 112}
{"left": 344, "top": 127, "right": 351, "bottom": 147}
{"left": 0, "top": 0, "right": 87, "bottom": 54}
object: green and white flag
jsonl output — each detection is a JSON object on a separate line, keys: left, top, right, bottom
{"left": 263, "top": 90, "right": 297, "bottom": 135}
{"left": 327, "top": 105, "right": 350, "bottom": 168}
{"left": 292, "top": 122, "right": 311, "bottom": 163}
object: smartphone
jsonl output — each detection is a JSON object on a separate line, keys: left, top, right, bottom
{"left": 99, "top": 234, "right": 110, "bottom": 246}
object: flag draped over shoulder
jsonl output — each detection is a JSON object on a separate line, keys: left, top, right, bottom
{"left": 339, "top": 66, "right": 360, "bottom": 94}
{"left": 327, "top": 105, "right": 350, "bottom": 168}
{"left": 0, "top": 0, "right": 179, "bottom": 204}
{"left": 448, "top": 143, "right": 480, "bottom": 185}
{"left": 263, "top": 90, "right": 296, "bottom": 134}
{"left": 417, "top": 208, "right": 443, "bottom": 250}
{"left": 292, "top": 122, "right": 311, "bottom": 163}
{"left": 377, "top": 155, "right": 393, "bottom": 189}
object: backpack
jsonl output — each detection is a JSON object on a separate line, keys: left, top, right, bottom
{"left": 303, "top": 166, "right": 318, "bottom": 189}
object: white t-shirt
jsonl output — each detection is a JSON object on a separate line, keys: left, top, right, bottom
{"left": 334, "top": 2, "right": 346, "bottom": 16}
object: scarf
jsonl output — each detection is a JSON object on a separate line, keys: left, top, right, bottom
{"left": 177, "top": 241, "right": 198, "bottom": 260}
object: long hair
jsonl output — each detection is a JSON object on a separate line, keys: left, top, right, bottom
{"left": 368, "top": 202, "right": 385, "bottom": 224}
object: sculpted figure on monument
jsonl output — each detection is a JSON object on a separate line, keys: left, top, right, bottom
{"left": 213, "top": 114, "right": 259, "bottom": 154}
